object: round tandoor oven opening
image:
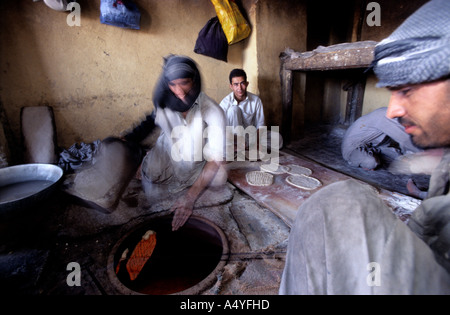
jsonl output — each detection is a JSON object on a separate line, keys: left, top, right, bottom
{"left": 107, "top": 215, "right": 229, "bottom": 295}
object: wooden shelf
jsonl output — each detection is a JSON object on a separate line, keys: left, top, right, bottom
{"left": 279, "top": 41, "right": 377, "bottom": 143}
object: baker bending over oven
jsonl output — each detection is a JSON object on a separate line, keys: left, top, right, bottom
{"left": 124, "top": 55, "right": 227, "bottom": 231}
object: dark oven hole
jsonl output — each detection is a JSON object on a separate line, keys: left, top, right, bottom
{"left": 108, "top": 215, "right": 228, "bottom": 295}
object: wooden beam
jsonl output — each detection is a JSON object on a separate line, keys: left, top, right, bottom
{"left": 282, "top": 41, "right": 376, "bottom": 71}
{"left": 344, "top": 76, "right": 367, "bottom": 126}
{"left": 280, "top": 66, "right": 293, "bottom": 144}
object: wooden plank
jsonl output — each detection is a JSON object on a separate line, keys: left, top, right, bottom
{"left": 280, "top": 67, "right": 293, "bottom": 144}
{"left": 282, "top": 42, "right": 376, "bottom": 71}
{"left": 344, "top": 74, "right": 367, "bottom": 125}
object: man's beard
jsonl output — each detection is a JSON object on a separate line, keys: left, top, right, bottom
{"left": 399, "top": 117, "right": 450, "bottom": 150}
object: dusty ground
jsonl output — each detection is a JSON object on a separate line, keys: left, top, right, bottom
{"left": 0, "top": 178, "right": 290, "bottom": 295}
{"left": 0, "top": 141, "right": 424, "bottom": 295}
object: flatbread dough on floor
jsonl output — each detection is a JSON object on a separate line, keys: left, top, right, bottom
{"left": 286, "top": 174, "right": 322, "bottom": 190}
{"left": 246, "top": 171, "right": 274, "bottom": 186}
{"left": 260, "top": 163, "right": 290, "bottom": 174}
{"left": 286, "top": 164, "right": 312, "bottom": 176}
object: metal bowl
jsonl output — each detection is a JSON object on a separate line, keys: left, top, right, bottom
{"left": 0, "top": 163, "right": 63, "bottom": 218}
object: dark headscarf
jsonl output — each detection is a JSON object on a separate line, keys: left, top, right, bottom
{"left": 152, "top": 55, "right": 202, "bottom": 112}
{"left": 124, "top": 55, "right": 202, "bottom": 144}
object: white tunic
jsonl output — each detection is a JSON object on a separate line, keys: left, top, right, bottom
{"left": 141, "top": 92, "right": 226, "bottom": 193}
{"left": 219, "top": 91, "right": 265, "bottom": 130}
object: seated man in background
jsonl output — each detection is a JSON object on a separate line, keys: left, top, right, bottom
{"left": 280, "top": 0, "right": 450, "bottom": 295}
{"left": 220, "top": 69, "right": 265, "bottom": 133}
{"left": 341, "top": 107, "right": 422, "bottom": 171}
{"left": 219, "top": 69, "right": 282, "bottom": 160}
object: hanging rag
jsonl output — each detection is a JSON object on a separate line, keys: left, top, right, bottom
{"left": 194, "top": 16, "right": 228, "bottom": 62}
{"left": 100, "top": 0, "right": 141, "bottom": 30}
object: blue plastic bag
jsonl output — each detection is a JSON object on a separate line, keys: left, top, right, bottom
{"left": 100, "top": 0, "right": 140, "bottom": 30}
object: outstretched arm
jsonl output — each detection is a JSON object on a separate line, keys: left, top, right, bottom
{"left": 170, "top": 160, "right": 224, "bottom": 231}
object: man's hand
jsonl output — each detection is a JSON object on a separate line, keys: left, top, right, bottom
{"left": 170, "top": 197, "right": 194, "bottom": 231}
{"left": 170, "top": 160, "right": 224, "bottom": 231}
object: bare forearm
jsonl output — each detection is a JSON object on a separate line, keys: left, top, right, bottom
{"left": 184, "top": 160, "right": 223, "bottom": 205}
{"left": 171, "top": 160, "right": 224, "bottom": 231}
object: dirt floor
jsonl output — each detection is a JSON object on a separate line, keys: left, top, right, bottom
{"left": 0, "top": 144, "right": 425, "bottom": 295}
{"left": 0, "top": 178, "right": 290, "bottom": 295}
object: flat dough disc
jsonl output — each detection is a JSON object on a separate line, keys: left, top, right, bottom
{"left": 286, "top": 174, "right": 322, "bottom": 190}
{"left": 260, "top": 163, "right": 290, "bottom": 174}
{"left": 246, "top": 171, "right": 274, "bottom": 186}
{"left": 286, "top": 164, "right": 313, "bottom": 176}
